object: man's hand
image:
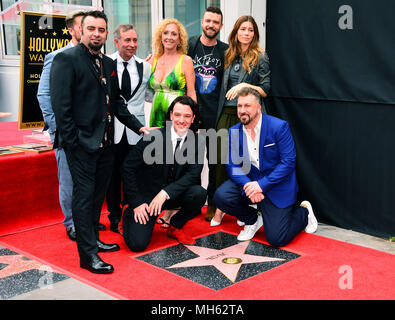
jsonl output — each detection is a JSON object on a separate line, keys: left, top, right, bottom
{"left": 244, "top": 181, "right": 263, "bottom": 198}
{"left": 249, "top": 192, "right": 265, "bottom": 203}
{"left": 133, "top": 203, "right": 150, "bottom": 224}
{"left": 139, "top": 126, "right": 161, "bottom": 135}
{"left": 139, "top": 126, "right": 151, "bottom": 135}
{"left": 148, "top": 190, "right": 168, "bottom": 217}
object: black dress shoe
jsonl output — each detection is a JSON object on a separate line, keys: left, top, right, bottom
{"left": 96, "top": 223, "right": 106, "bottom": 231}
{"left": 66, "top": 226, "right": 76, "bottom": 241}
{"left": 80, "top": 254, "right": 114, "bottom": 274}
{"left": 97, "top": 240, "right": 120, "bottom": 252}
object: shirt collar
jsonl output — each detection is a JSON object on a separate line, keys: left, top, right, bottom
{"left": 171, "top": 126, "right": 187, "bottom": 142}
{"left": 116, "top": 51, "right": 135, "bottom": 64}
{"left": 243, "top": 113, "right": 262, "bottom": 137}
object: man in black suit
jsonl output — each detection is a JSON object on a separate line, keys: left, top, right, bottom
{"left": 105, "top": 23, "right": 152, "bottom": 234}
{"left": 122, "top": 96, "right": 207, "bottom": 252}
{"left": 50, "top": 11, "right": 149, "bottom": 274}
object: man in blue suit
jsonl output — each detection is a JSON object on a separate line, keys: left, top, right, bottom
{"left": 37, "top": 10, "right": 85, "bottom": 241}
{"left": 213, "top": 87, "right": 318, "bottom": 246}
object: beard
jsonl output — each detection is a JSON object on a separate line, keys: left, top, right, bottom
{"left": 240, "top": 111, "right": 259, "bottom": 126}
{"left": 88, "top": 41, "right": 103, "bottom": 52}
{"left": 203, "top": 27, "right": 219, "bottom": 40}
{"left": 240, "top": 114, "right": 251, "bottom": 125}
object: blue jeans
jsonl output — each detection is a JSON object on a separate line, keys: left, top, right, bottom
{"left": 50, "top": 132, "right": 74, "bottom": 229}
{"left": 213, "top": 179, "right": 308, "bottom": 247}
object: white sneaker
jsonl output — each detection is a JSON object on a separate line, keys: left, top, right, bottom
{"left": 237, "top": 214, "right": 263, "bottom": 241}
{"left": 301, "top": 201, "right": 318, "bottom": 233}
{"left": 236, "top": 220, "right": 245, "bottom": 227}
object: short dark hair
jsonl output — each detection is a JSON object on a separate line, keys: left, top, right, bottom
{"left": 65, "top": 10, "right": 85, "bottom": 29}
{"left": 166, "top": 95, "right": 201, "bottom": 133}
{"left": 204, "top": 6, "right": 223, "bottom": 23}
{"left": 237, "top": 87, "right": 261, "bottom": 103}
{"left": 81, "top": 10, "right": 108, "bottom": 29}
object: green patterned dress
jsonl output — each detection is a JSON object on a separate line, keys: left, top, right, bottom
{"left": 148, "top": 54, "right": 186, "bottom": 127}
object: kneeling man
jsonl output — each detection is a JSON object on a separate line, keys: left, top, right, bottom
{"left": 122, "top": 96, "right": 206, "bottom": 251}
{"left": 213, "top": 88, "right": 317, "bottom": 247}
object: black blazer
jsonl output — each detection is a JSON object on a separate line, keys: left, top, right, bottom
{"left": 50, "top": 43, "right": 143, "bottom": 152}
{"left": 216, "top": 51, "right": 271, "bottom": 126}
{"left": 122, "top": 127, "right": 205, "bottom": 209}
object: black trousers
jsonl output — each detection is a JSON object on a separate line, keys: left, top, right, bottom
{"left": 65, "top": 145, "right": 114, "bottom": 261}
{"left": 106, "top": 131, "right": 134, "bottom": 223}
{"left": 123, "top": 185, "right": 207, "bottom": 252}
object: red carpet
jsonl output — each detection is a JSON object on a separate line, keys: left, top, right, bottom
{"left": 0, "top": 122, "right": 63, "bottom": 236}
{"left": 1, "top": 122, "right": 394, "bottom": 299}
{"left": 0, "top": 210, "right": 394, "bottom": 300}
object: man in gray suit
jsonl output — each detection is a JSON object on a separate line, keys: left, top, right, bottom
{"left": 37, "top": 10, "right": 85, "bottom": 241}
{"left": 106, "top": 23, "right": 152, "bottom": 233}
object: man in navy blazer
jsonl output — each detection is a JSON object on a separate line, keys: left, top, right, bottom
{"left": 213, "top": 87, "right": 317, "bottom": 246}
{"left": 37, "top": 10, "right": 85, "bottom": 241}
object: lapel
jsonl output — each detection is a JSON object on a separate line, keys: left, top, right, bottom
{"left": 131, "top": 60, "right": 143, "bottom": 99}
{"left": 238, "top": 67, "right": 247, "bottom": 83}
{"left": 258, "top": 114, "right": 268, "bottom": 170}
{"left": 163, "top": 127, "right": 172, "bottom": 180}
{"left": 237, "top": 115, "right": 267, "bottom": 172}
{"left": 238, "top": 124, "right": 250, "bottom": 168}
{"left": 223, "top": 67, "right": 230, "bottom": 95}
{"left": 79, "top": 45, "right": 108, "bottom": 91}
{"left": 114, "top": 57, "right": 143, "bottom": 101}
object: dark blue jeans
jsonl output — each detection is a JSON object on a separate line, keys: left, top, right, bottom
{"left": 213, "top": 179, "right": 308, "bottom": 247}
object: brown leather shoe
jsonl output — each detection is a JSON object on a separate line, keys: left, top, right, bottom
{"left": 167, "top": 226, "right": 196, "bottom": 245}
{"left": 205, "top": 205, "right": 216, "bottom": 221}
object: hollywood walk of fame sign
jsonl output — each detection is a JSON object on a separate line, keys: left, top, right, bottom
{"left": 136, "top": 232, "right": 301, "bottom": 291}
{"left": 19, "top": 11, "right": 70, "bottom": 129}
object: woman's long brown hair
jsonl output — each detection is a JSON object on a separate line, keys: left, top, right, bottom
{"left": 224, "top": 15, "right": 263, "bottom": 73}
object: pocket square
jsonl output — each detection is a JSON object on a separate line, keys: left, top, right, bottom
{"left": 110, "top": 71, "right": 116, "bottom": 77}
{"left": 264, "top": 143, "right": 275, "bottom": 147}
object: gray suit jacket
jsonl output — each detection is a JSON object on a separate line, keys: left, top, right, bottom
{"left": 108, "top": 52, "right": 152, "bottom": 145}
{"left": 216, "top": 51, "right": 271, "bottom": 126}
{"left": 37, "top": 41, "right": 74, "bottom": 139}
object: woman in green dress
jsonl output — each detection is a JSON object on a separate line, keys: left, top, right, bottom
{"left": 147, "top": 18, "right": 196, "bottom": 128}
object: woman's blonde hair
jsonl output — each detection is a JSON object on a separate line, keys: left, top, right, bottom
{"left": 152, "top": 18, "right": 188, "bottom": 58}
{"left": 224, "top": 15, "right": 263, "bottom": 73}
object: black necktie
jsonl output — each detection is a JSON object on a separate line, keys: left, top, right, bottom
{"left": 173, "top": 138, "right": 182, "bottom": 164}
{"left": 121, "top": 61, "right": 131, "bottom": 101}
{"left": 168, "top": 138, "right": 182, "bottom": 184}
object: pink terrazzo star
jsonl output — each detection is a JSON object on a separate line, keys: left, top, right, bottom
{"left": 167, "top": 241, "right": 285, "bottom": 282}
{"left": 0, "top": 255, "right": 43, "bottom": 279}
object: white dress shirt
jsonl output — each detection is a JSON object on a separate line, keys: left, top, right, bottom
{"left": 115, "top": 52, "right": 139, "bottom": 95}
{"left": 170, "top": 126, "right": 187, "bottom": 152}
{"left": 242, "top": 114, "right": 262, "bottom": 169}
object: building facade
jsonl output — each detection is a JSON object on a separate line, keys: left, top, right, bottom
{"left": 0, "top": 0, "right": 266, "bottom": 122}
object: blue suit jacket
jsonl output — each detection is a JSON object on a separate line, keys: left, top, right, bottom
{"left": 226, "top": 114, "right": 298, "bottom": 208}
{"left": 37, "top": 41, "right": 73, "bottom": 139}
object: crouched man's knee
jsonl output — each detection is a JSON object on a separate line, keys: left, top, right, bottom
{"left": 122, "top": 207, "right": 149, "bottom": 252}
